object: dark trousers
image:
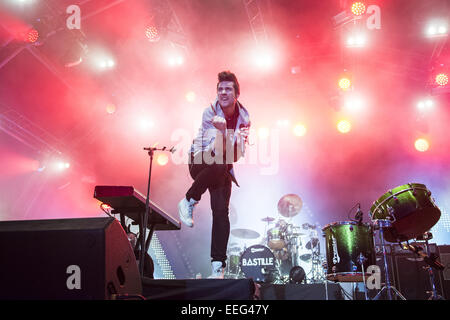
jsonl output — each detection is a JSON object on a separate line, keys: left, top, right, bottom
{"left": 186, "top": 156, "right": 232, "bottom": 266}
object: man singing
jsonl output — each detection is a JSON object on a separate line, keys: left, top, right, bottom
{"left": 178, "top": 71, "right": 251, "bottom": 279}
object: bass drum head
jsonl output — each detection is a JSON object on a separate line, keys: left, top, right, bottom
{"left": 240, "top": 245, "right": 276, "bottom": 282}
{"left": 370, "top": 183, "right": 441, "bottom": 242}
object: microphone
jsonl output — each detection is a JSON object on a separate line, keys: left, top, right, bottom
{"left": 143, "top": 146, "right": 176, "bottom": 153}
{"left": 238, "top": 124, "right": 250, "bottom": 155}
{"left": 409, "top": 245, "right": 445, "bottom": 270}
{"left": 355, "top": 204, "right": 363, "bottom": 224}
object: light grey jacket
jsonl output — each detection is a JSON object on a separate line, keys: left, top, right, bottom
{"left": 189, "top": 99, "right": 251, "bottom": 186}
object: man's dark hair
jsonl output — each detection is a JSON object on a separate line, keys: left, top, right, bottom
{"left": 217, "top": 71, "right": 240, "bottom": 96}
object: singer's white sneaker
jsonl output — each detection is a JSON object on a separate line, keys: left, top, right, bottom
{"left": 208, "top": 261, "right": 225, "bottom": 279}
{"left": 178, "top": 197, "right": 198, "bottom": 227}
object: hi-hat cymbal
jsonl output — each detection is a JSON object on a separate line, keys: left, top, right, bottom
{"left": 231, "top": 228, "right": 260, "bottom": 239}
{"left": 277, "top": 194, "right": 303, "bottom": 217}
{"left": 261, "top": 216, "right": 275, "bottom": 223}
{"left": 227, "top": 246, "right": 242, "bottom": 253}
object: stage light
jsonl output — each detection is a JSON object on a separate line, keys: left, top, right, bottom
{"left": 26, "top": 29, "right": 39, "bottom": 43}
{"left": 427, "top": 26, "right": 438, "bottom": 36}
{"left": 426, "top": 22, "right": 448, "bottom": 37}
{"left": 139, "top": 119, "right": 155, "bottom": 131}
{"left": 276, "top": 119, "right": 289, "bottom": 127}
{"left": 96, "top": 58, "right": 115, "bottom": 70}
{"left": 291, "top": 66, "right": 301, "bottom": 74}
{"left": 254, "top": 52, "right": 275, "bottom": 70}
{"left": 337, "top": 120, "right": 351, "bottom": 133}
{"left": 351, "top": 2, "right": 366, "bottom": 16}
{"left": 438, "top": 26, "right": 448, "bottom": 34}
{"left": 435, "top": 73, "right": 449, "bottom": 86}
{"left": 293, "top": 124, "right": 307, "bottom": 137}
{"left": 346, "top": 34, "right": 366, "bottom": 48}
{"left": 167, "top": 54, "right": 184, "bottom": 67}
{"left": 344, "top": 95, "right": 365, "bottom": 112}
{"left": 145, "top": 25, "right": 160, "bottom": 42}
{"left": 250, "top": 44, "right": 278, "bottom": 71}
{"left": 415, "top": 138, "right": 429, "bottom": 152}
{"left": 157, "top": 154, "right": 169, "bottom": 166}
{"left": 11, "top": 0, "right": 35, "bottom": 5}
{"left": 258, "top": 127, "right": 270, "bottom": 139}
{"left": 185, "top": 91, "right": 196, "bottom": 102}
{"left": 339, "top": 77, "right": 352, "bottom": 90}
{"left": 106, "top": 103, "right": 116, "bottom": 114}
{"left": 417, "top": 99, "right": 434, "bottom": 112}
{"left": 55, "top": 161, "right": 70, "bottom": 171}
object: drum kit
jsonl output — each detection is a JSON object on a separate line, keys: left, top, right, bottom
{"left": 226, "top": 194, "right": 326, "bottom": 284}
{"left": 321, "top": 183, "right": 443, "bottom": 300}
{"left": 226, "top": 183, "right": 444, "bottom": 300}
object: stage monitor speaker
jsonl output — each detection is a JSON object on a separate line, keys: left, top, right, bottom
{"left": 0, "top": 217, "right": 142, "bottom": 300}
{"left": 392, "top": 243, "right": 444, "bottom": 300}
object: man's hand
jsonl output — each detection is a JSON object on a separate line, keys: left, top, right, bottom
{"left": 212, "top": 116, "right": 226, "bottom": 132}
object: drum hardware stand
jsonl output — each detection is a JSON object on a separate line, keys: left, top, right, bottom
{"left": 372, "top": 219, "right": 406, "bottom": 300}
{"left": 412, "top": 232, "right": 445, "bottom": 300}
{"left": 357, "top": 253, "right": 370, "bottom": 300}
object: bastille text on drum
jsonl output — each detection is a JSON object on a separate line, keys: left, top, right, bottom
{"left": 242, "top": 257, "right": 274, "bottom": 266}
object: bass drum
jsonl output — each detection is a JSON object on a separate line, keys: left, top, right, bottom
{"left": 240, "top": 245, "right": 277, "bottom": 282}
{"left": 322, "top": 221, "right": 376, "bottom": 282}
{"left": 370, "top": 183, "right": 441, "bottom": 242}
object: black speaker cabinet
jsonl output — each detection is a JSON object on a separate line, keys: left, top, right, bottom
{"left": 438, "top": 245, "right": 450, "bottom": 300}
{"left": 363, "top": 244, "right": 396, "bottom": 300}
{"left": 0, "top": 217, "right": 142, "bottom": 300}
{"left": 392, "top": 243, "right": 444, "bottom": 300}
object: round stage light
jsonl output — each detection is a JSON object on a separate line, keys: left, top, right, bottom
{"left": 139, "top": 118, "right": 155, "bottom": 131}
{"left": 351, "top": 2, "right": 366, "bottom": 16}
{"left": 56, "top": 161, "right": 70, "bottom": 171}
{"left": 27, "top": 29, "right": 39, "bottom": 43}
{"left": 337, "top": 120, "right": 352, "bottom": 133}
{"left": 438, "top": 25, "right": 448, "bottom": 34}
{"left": 168, "top": 55, "right": 184, "bottom": 67}
{"left": 106, "top": 103, "right": 116, "bottom": 114}
{"left": 185, "top": 91, "right": 196, "bottom": 102}
{"left": 427, "top": 25, "right": 438, "bottom": 36}
{"left": 293, "top": 124, "right": 307, "bottom": 137}
{"left": 145, "top": 25, "right": 160, "bottom": 42}
{"left": 157, "top": 154, "right": 169, "bottom": 166}
{"left": 415, "top": 138, "right": 429, "bottom": 152}
{"left": 435, "top": 73, "right": 449, "bottom": 86}
{"left": 339, "top": 77, "right": 351, "bottom": 90}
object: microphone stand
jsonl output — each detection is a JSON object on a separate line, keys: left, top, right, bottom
{"left": 411, "top": 232, "right": 444, "bottom": 300}
{"left": 138, "top": 145, "right": 175, "bottom": 278}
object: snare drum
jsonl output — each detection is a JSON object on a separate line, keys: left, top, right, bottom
{"left": 267, "top": 220, "right": 288, "bottom": 250}
{"left": 370, "top": 183, "right": 441, "bottom": 242}
{"left": 240, "top": 245, "right": 277, "bottom": 282}
{"left": 322, "top": 221, "right": 375, "bottom": 282}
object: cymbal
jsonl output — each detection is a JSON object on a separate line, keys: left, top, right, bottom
{"left": 231, "top": 228, "right": 260, "bottom": 239}
{"left": 277, "top": 194, "right": 303, "bottom": 218}
{"left": 306, "top": 237, "right": 319, "bottom": 250}
{"left": 261, "top": 216, "right": 275, "bottom": 223}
